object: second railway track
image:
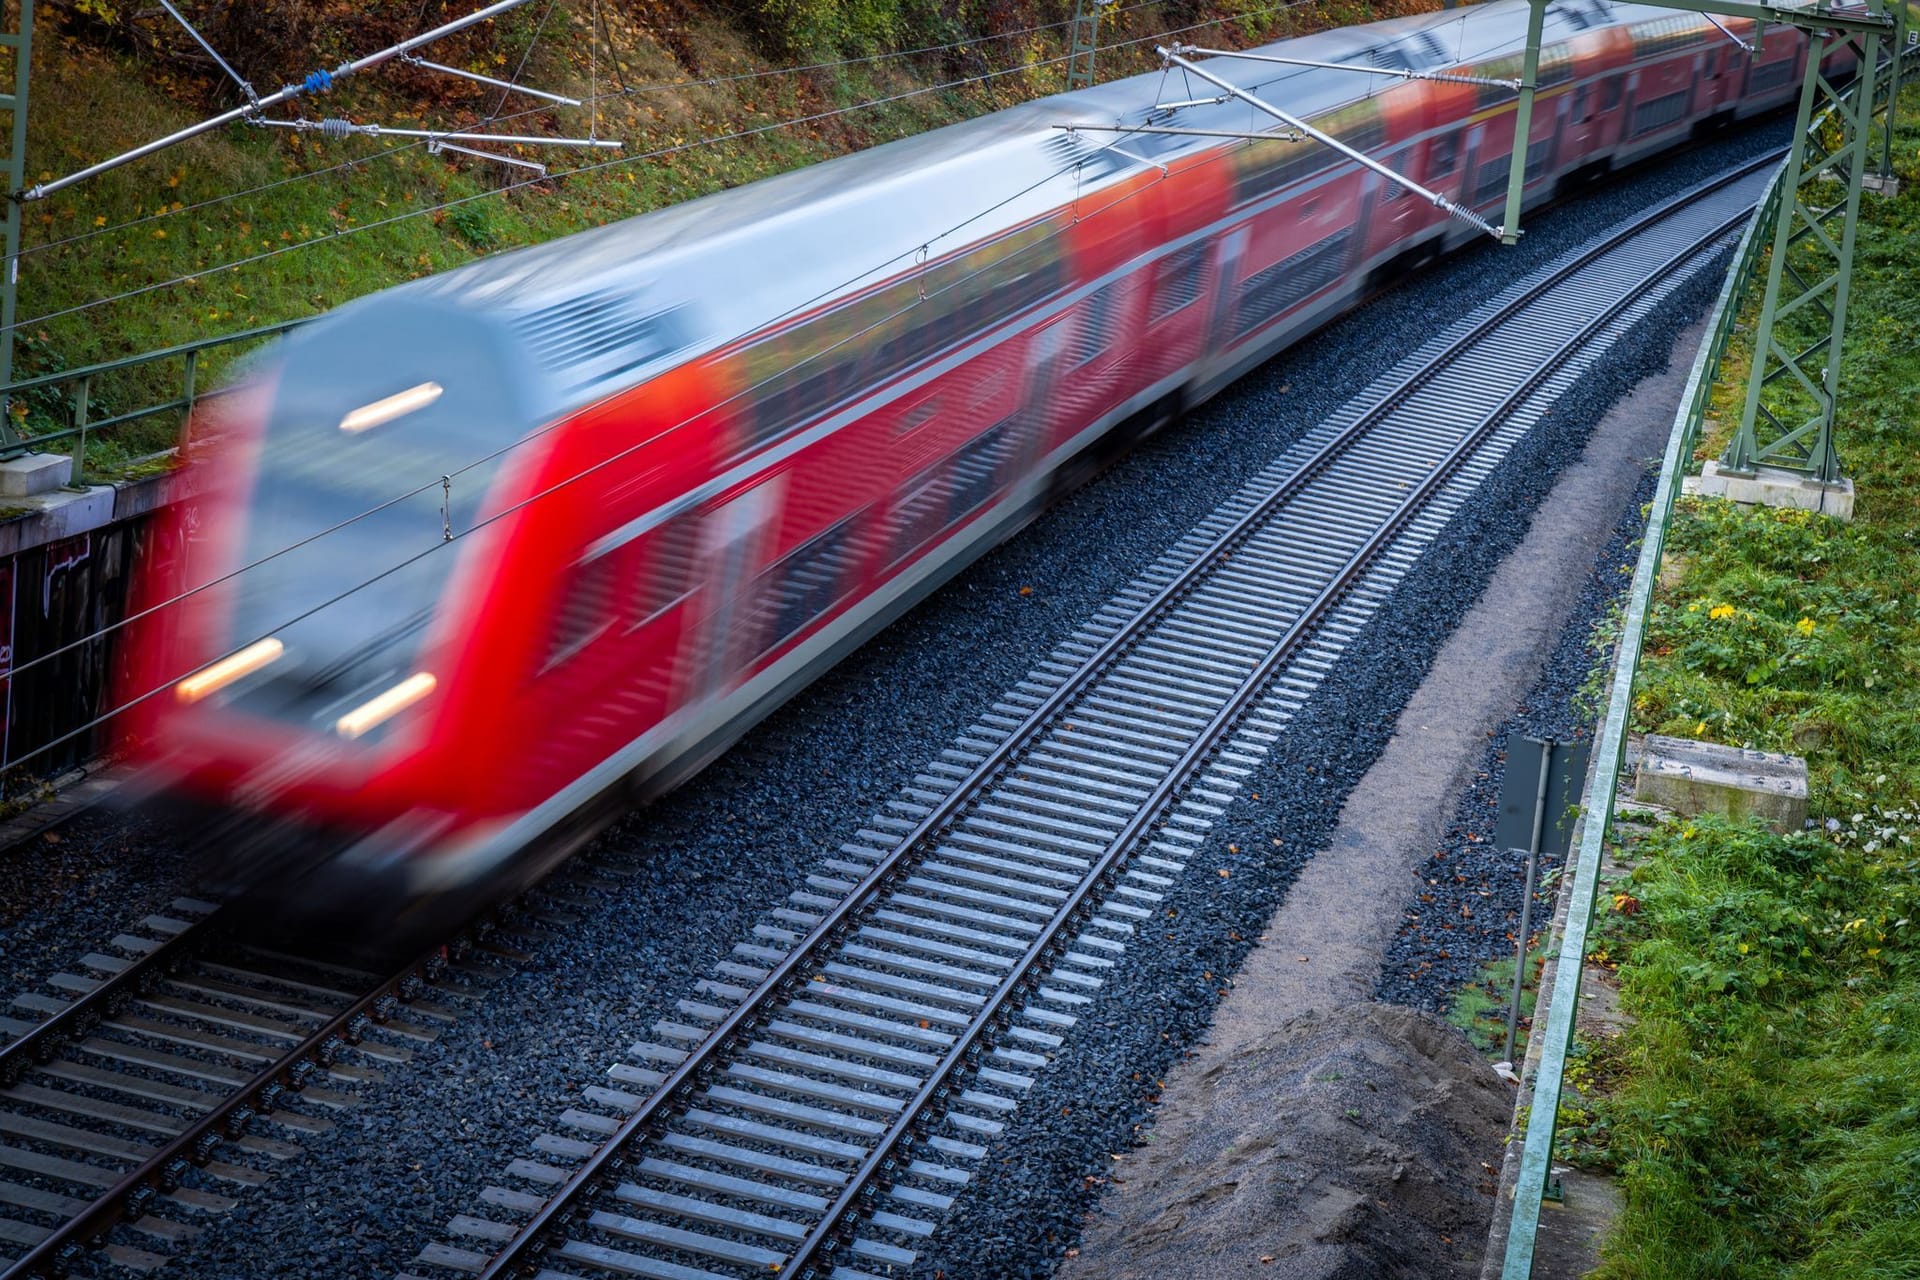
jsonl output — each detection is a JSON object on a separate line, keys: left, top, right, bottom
{"left": 0, "top": 869, "right": 637, "bottom": 1278}
{"left": 383, "top": 155, "right": 1783, "bottom": 1280}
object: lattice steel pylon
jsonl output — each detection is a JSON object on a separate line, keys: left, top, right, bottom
{"left": 1722, "top": 9, "right": 1896, "bottom": 482}
{"left": 1067, "top": 0, "right": 1113, "bottom": 91}
{"left": 0, "top": 0, "right": 31, "bottom": 447}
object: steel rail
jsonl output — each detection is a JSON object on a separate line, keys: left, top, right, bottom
{"left": 471, "top": 150, "right": 1783, "bottom": 1280}
{"left": 782, "top": 178, "right": 1771, "bottom": 1280}
{"left": 0, "top": 933, "right": 455, "bottom": 1280}
{"left": 0, "top": 911, "right": 224, "bottom": 1088}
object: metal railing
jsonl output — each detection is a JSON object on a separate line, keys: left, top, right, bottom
{"left": 0, "top": 318, "right": 307, "bottom": 485}
{"left": 1498, "top": 41, "right": 1918, "bottom": 1280}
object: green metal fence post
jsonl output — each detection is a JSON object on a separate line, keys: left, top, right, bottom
{"left": 0, "top": 0, "right": 32, "bottom": 452}
{"left": 70, "top": 373, "right": 87, "bottom": 488}
{"left": 1880, "top": 5, "right": 1907, "bottom": 184}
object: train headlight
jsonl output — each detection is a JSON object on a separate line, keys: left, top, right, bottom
{"left": 339, "top": 382, "right": 443, "bottom": 434}
{"left": 175, "top": 638, "right": 285, "bottom": 703}
{"left": 334, "top": 672, "right": 437, "bottom": 739}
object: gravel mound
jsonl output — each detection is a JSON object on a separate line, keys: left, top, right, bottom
{"left": 1070, "top": 1004, "right": 1510, "bottom": 1280}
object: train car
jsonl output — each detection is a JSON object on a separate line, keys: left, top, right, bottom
{"left": 124, "top": 0, "right": 1814, "bottom": 940}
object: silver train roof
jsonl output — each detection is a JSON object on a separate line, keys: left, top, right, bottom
{"left": 321, "top": 0, "right": 1678, "bottom": 417}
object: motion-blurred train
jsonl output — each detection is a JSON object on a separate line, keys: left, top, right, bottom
{"left": 127, "top": 0, "right": 1821, "bottom": 938}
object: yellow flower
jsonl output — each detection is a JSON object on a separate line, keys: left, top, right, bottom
{"left": 1696, "top": 721, "right": 1709, "bottom": 735}
{"left": 1795, "top": 617, "right": 1816, "bottom": 635}
{"left": 1709, "top": 604, "right": 1736, "bottom": 620}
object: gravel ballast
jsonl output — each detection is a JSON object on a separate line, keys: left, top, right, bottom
{"left": 1374, "top": 467, "right": 1659, "bottom": 1018}
{"left": 1, "top": 123, "right": 1787, "bottom": 1279}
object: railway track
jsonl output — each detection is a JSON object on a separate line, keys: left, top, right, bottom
{"left": 0, "top": 867, "right": 633, "bottom": 1278}
{"left": 390, "top": 155, "right": 1784, "bottom": 1280}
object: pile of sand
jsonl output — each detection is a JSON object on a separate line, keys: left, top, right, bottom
{"left": 1063, "top": 1004, "right": 1511, "bottom": 1280}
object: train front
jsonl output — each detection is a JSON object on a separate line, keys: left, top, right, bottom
{"left": 125, "top": 296, "right": 531, "bottom": 943}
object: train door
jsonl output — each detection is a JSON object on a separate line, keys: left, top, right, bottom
{"left": 1207, "top": 226, "right": 1250, "bottom": 355}
{"left": 1017, "top": 316, "right": 1074, "bottom": 469}
{"left": 696, "top": 475, "right": 785, "bottom": 697}
{"left": 1458, "top": 123, "right": 1486, "bottom": 233}
{"left": 1369, "top": 150, "right": 1424, "bottom": 253}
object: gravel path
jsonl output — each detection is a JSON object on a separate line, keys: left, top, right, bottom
{"left": 1373, "top": 469, "right": 1659, "bottom": 1016}
{"left": 2, "top": 123, "right": 1787, "bottom": 1279}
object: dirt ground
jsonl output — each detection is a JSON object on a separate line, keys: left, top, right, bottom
{"left": 1062, "top": 1004, "right": 1510, "bottom": 1280}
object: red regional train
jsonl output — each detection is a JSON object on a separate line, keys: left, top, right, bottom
{"left": 127, "top": 0, "right": 1822, "bottom": 938}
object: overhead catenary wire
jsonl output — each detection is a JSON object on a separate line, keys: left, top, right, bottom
{"left": 15, "top": 2, "right": 1147, "bottom": 261}
{"left": 13, "top": 0, "right": 1493, "bottom": 335}
{"left": 22, "top": 0, "right": 546, "bottom": 202}
{"left": 0, "top": 2, "right": 1540, "bottom": 732}
{"left": 0, "top": 63, "right": 1197, "bottom": 697}
{"left": 0, "top": 0, "right": 1529, "bottom": 764}
{"left": 20, "top": 0, "right": 1380, "bottom": 269}
{"left": 0, "top": 0, "right": 1538, "bottom": 706}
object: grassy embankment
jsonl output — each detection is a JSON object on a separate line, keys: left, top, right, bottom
{"left": 1572, "top": 79, "right": 1920, "bottom": 1278}
{"left": 22, "top": 0, "right": 1429, "bottom": 476}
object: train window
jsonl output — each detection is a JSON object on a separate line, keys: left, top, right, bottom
{"left": 766, "top": 516, "right": 862, "bottom": 650}
{"left": 1573, "top": 84, "right": 1591, "bottom": 122}
{"left": 1381, "top": 152, "right": 1409, "bottom": 201}
{"left": 1071, "top": 285, "right": 1119, "bottom": 367}
{"left": 1234, "top": 133, "right": 1338, "bottom": 205}
{"left": 1630, "top": 90, "right": 1690, "bottom": 137}
{"left": 1428, "top": 134, "right": 1459, "bottom": 178}
{"left": 727, "top": 223, "right": 1062, "bottom": 464}
{"left": 1233, "top": 227, "right": 1353, "bottom": 340}
{"left": 888, "top": 464, "right": 952, "bottom": 567}
{"left": 1630, "top": 15, "right": 1704, "bottom": 60}
{"left": 1474, "top": 55, "right": 1524, "bottom": 110}
{"left": 631, "top": 512, "right": 703, "bottom": 628}
{"left": 1525, "top": 135, "right": 1554, "bottom": 179}
{"left": 1601, "top": 76, "right": 1623, "bottom": 112}
{"left": 1151, "top": 243, "right": 1209, "bottom": 322}
{"left": 543, "top": 551, "right": 620, "bottom": 672}
{"left": 1474, "top": 154, "right": 1512, "bottom": 206}
{"left": 1323, "top": 99, "right": 1386, "bottom": 155}
{"left": 1748, "top": 58, "right": 1795, "bottom": 92}
{"left": 948, "top": 422, "right": 1014, "bottom": 524}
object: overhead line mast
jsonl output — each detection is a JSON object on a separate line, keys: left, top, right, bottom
{"left": 1502, "top": 0, "right": 1903, "bottom": 491}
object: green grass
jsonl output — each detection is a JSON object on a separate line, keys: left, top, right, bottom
{"left": 1446, "top": 949, "right": 1545, "bottom": 1059}
{"left": 1589, "top": 76, "right": 1920, "bottom": 1280}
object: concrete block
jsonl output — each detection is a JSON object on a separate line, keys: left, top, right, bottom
{"left": 1633, "top": 734, "right": 1808, "bottom": 833}
{"left": 1684, "top": 460, "right": 1854, "bottom": 520}
{"left": 0, "top": 452, "right": 72, "bottom": 498}
{"left": 1862, "top": 173, "right": 1902, "bottom": 197}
